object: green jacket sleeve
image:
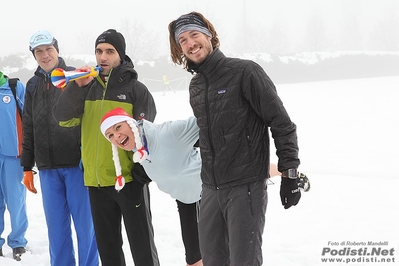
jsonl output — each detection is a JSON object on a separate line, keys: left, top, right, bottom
{"left": 53, "top": 81, "right": 90, "bottom": 127}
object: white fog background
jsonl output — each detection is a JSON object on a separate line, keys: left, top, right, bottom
{"left": 2, "top": 0, "right": 399, "bottom": 58}
{"left": 1, "top": 0, "right": 399, "bottom": 265}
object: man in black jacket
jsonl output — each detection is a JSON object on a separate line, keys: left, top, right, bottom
{"left": 168, "top": 12, "right": 301, "bottom": 266}
{"left": 21, "top": 30, "right": 98, "bottom": 266}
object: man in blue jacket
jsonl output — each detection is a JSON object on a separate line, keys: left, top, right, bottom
{"left": 0, "top": 71, "right": 28, "bottom": 261}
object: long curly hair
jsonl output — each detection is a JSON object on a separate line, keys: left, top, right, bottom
{"left": 168, "top": 11, "right": 220, "bottom": 71}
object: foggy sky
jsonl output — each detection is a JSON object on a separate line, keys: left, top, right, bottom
{"left": 2, "top": 0, "right": 398, "bottom": 58}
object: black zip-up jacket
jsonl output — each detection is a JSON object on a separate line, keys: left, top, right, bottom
{"left": 21, "top": 57, "right": 81, "bottom": 170}
{"left": 188, "top": 48, "right": 300, "bottom": 189}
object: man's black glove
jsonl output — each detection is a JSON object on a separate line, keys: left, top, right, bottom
{"left": 280, "top": 177, "right": 301, "bottom": 209}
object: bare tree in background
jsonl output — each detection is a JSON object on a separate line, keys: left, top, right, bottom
{"left": 0, "top": 54, "right": 25, "bottom": 68}
{"left": 253, "top": 20, "right": 290, "bottom": 54}
{"left": 301, "top": 13, "right": 332, "bottom": 52}
{"left": 120, "top": 18, "right": 161, "bottom": 62}
{"left": 368, "top": 13, "right": 399, "bottom": 51}
{"left": 340, "top": 11, "right": 363, "bottom": 51}
{"left": 74, "top": 30, "right": 97, "bottom": 55}
{"left": 231, "top": 19, "right": 289, "bottom": 55}
{"left": 71, "top": 20, "right": 162, "bottom": 61}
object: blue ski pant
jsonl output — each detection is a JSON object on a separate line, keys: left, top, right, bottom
{"left": 39, "top": 167, "right": 98, "bottom": 266}
{"left": 0, "top": 155, "right": 28, "bottom": 249}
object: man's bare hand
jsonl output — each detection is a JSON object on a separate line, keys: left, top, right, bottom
{"left": 74, "top": 66, "right": 95, "bottom": 87}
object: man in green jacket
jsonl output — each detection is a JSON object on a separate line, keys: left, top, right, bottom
{"left": 53, "top": 29, "right": 159, "bottom": 266}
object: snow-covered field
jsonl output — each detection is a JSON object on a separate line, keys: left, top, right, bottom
{"left": 2, "top": 75, "right": 398, "bottom": 265}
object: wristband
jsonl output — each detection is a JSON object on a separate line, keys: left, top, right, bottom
{"left": 282, "top": 169, "right": 298, "bottom": 179}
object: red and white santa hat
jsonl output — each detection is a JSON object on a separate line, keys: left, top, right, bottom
{"left": 101, "top": 107, "right": 133, "bottom": 136}
{"left": 100, "top": 107, "right": 147, "bottom": 191}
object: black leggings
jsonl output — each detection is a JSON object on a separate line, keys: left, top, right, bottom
{"left": 89, "top": 182, "right": 159, "bottom": 266}
{"left": 176, "top": 200, "right": 202, "bottom": 264}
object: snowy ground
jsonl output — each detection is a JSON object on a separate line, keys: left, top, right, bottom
{"left": 1, "top": 75, "right": 398, "bottom": 265}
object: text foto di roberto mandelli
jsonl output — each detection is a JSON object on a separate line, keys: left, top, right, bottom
{"left": 328, "top": 241, "right": 390, "bottom": 247}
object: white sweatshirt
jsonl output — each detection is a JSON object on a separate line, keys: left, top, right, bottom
{"left": 141, "top": 116, "right": 202, "bottom": 204}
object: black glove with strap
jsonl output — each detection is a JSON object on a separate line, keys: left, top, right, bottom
{"left": 280, "top": 177, "right": 301, "bottom": 209}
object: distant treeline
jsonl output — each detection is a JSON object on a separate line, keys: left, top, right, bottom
{"left": 263, "top": 53, "right": 399, "bottom": 84}
{"left": 1, "top": 52, "right": 398, "bottom": 90}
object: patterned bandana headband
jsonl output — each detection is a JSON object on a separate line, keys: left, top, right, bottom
{"left": 173, "top": 13, "right": 212, "bottom": 44}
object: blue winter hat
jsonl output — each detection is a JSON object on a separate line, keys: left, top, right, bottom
{"left": 29, "top": 30, "right": 59, "bottom": 53}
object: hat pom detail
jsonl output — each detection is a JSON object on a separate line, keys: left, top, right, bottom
{"left": 133, "top": 147, "right": 148, "bottom": 164}
{"left": 115, "top": 175, "right": 126, "bottom": 191}
{"left": 111, "top": 144, "right": 126, "bottom": 191}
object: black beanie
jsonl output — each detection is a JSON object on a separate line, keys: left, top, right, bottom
{"left": 53, "top": 39, "right": 59, "bottom": 53}
{"left": 95, "top": 29, "right": 126, "bottom": 61}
